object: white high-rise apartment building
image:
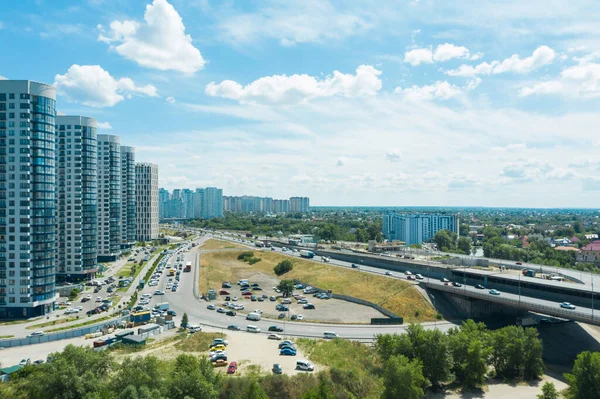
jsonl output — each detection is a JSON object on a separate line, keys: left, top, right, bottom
{"left": 120, "top": 146, "right": 136, "bottom": 248}
{"left": 0, "top": 80, "right": 58, "bottom": 318}
{"left": 97, "top": 135, "right": 121, "bottom": 261}
{"left": 135, "top": 163, "right": 159, "bottom": 241}
{"left": 56, "top": 116, "right": 98, "bottom": 281}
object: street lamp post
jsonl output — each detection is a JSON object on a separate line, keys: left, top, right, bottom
{"left": 592, "top": 278, "right": 595, "bottom": 322}
{"left": 518, "top": 271, "right": 521, "bottom": 305}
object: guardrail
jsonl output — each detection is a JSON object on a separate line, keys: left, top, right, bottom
{"left": 426, "top": 283, "right": 599, "bottom": 325}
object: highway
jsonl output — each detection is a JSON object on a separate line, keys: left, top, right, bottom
{"left": 144, "top": 236, "right": 456, "bottom": 340}
{"left": 199, "top": 232, "right": 600, "bottom": 326}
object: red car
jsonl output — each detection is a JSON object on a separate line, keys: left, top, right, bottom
{"left": 219, "top": 290, "right": 230, "bottom": 295}
{"left": 227, "top": 361, "right": 237, "bottom": 374}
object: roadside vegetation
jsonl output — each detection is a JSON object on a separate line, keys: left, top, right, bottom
{"left": 174, "top": 331, "right": 226, "bottom": 353}
{"left": 199, "top": 249, "right": 435, "bottom": 322}
{"left": 200, "top": 238, "right": 247, "bottom": 250}
{"left": 2, "top": 323, "right": 594, "bottom": 399}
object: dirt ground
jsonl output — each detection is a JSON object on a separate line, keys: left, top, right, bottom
{"left": 216, "top": 272, "right": 385, "bottom": 323}
{"left": 118, "top": 326, "right": 315, "bottom": 376}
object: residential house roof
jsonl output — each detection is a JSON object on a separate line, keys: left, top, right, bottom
{"left": 570, "top": 236, "right": 580, "bottom": 243}
{"left": 554, "top": 246, "right": 580, "bottom": 252}
{"left": 582, "top": 240, "right": 600, "bottom": 251}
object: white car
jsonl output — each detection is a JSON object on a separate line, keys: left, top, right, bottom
{"left": 232, "top": 297, "right": 238, "bottom": 301}
{"left": 255, "top": 309, "right": 264, "bottom": 314}
{"left": 209, "top": 350, "right": 227, "bottom": 357}
{"left": 415, "top": 274, "right": 424, "bottom": 280}
{"left": 95, "top": 297, "right": 103, "bottom": 302}
{"left": 189, "top": 325, "right": 202, "bottom": 333}
{"left": 268, "top": 334, "right": 282, "bottom": 340}
{"left": 234, "top": 304, "right": 245, "bottom": 310}
{"left": 27, "top": 331, "right": 44, "bottom": 338}
{"left": 64, "top": 308, "right": 80, "bottom": 315}
{"left": 297, "top": 314, "right": 304, "bottom": 320}
{"left": 405, "top": 271, "right": 413, "bottom": 275}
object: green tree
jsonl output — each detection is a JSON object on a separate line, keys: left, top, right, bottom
{"left": 302, "top": 374, "right": 336, "bottom": 399}
{"left": 490, "top": 325, "right": 544, "bottom": 380}
{"left": 564, "top": 351, "right": 600, "bottom": 399}
{"left": 244, "top": 379, "right": 268, "bottom": 399}
{"left": 537, "top": 381, "right": 559, "bottom": 399}
{"left": 382, "top": 355, "right": 426, "bottom": 399}
{"left": 112, "top": 355, "right": 164, "bottom": 396}
{"left": 274, "top": 259, "right": 294, "bottom": 276}
{"left": 277, "top": 279, "right": 295, "bottom": 297}
{"left": 457, "top": 237, "right": 472, "bottom": 255}
{"left": 168, "top": 354, "right": 220, "bottom": 399}
{"left": 181, "top": 312, "right": 189, "bottom": 328}
{"left": 463, "top": 339, "right": 490, "bottom": 388}
{"left": 448, "top": 320, "right": 491, "bottom": 388}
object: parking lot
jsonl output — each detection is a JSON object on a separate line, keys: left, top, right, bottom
{"left": 211, "top": 272, "right": 385, "bottom": 324}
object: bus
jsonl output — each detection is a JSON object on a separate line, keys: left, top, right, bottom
{"left": 184, "top": 262, "right": 192, "bottom": 272}
{"left": 169, "top": 268, "right": 175, "bottom": 276}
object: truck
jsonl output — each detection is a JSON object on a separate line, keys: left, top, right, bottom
{"left": 184, "top": 261, "right": 192, "bottom": 272}
{"left": 130, "top": 311, "right": 151, "bottom": 324}
{"left": 154, "top": 302, "right": 169, "bottom": 311}
{"left": 516, "top": 317, "right": 537, "bottom": 327}
{"left": 522, "top": 269, "right": 536, "bottom": 277}
{"left": 299, "top": 250, "right": 315, "bottom": 259}
{"left": 255, "top": 241, "right": 264, "bottom": 248}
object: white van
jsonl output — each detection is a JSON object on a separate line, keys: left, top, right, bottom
{"left": 323, "top": 331, "right": 338, "bottom": 339}
{"left": 238, "top": 279, "right": 249, "bottom": 286}
{"left": 246, "top": 325, "right": 261, "bottom": 333}
{"left": 296, "top": 360, "right": 314, "bottom": 371}
{"left": 281, "top": 298, "right": 292, "bottom": 304}
{"left": 246, "top": 312, "right": 261, "bottom": 321}
{"left": 189, "top": 325, "right": 202, "bottom": 333}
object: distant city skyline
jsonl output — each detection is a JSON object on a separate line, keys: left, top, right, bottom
{"left": 2, "top": 1, "right": 600, "bottom": 207}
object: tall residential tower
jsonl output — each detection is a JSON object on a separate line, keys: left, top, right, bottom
{"left": 97, "top": 135, "right": 121, "bottom": 261}
{"left": 0, "top": 80, "right": 58, "bottom": 318}
{"left": 56, "top": 116, "right": 98, "bottom": 281}
{"left": 135, "top": 163, "right": 159, "bottom": 241}
{"left": 120, "top": 146, "right": 136, "bottom": 248}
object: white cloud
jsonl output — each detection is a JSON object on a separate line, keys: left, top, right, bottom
{"left": 404, "top": 48, "right": 433, "bottom": 66}
{"left": 386, "top": 149, "right": 402, "bottom": 162}
{"left": 0, "top": 74, "right": 6, "bottom": 80}
{"left": 98, "top": 0, "right": 205, "bottom": 74}
{"left": 54, "top": 64, "right": 158, "bottom": 107}
{"left": 97, "top": 121, "right": 112, "bottom": 129}
{"left": 520, "top": 54, "right": 600, "bottom": 98}
{"left": 216, "top": 0, "right": 371, "bottom": 46}
{"left": 433, "top": 43, "right": 470, "bottom": 62}
{"left": 469, "top": 52, "right": 484, "bottom": 61}
{"left": 394, "top": 81, "right": 462, "bottom": 100}
{"left": 501, "top": 161, "right": 576, "bottom": 183}
{"left": 205, "top": 65, "right": 382, "bottom": 104}
{"left": 404, "top": 43, "right": 471, "bottom": 66}
{"left": 166, "top": 96, "right": 176, "bottom": 103}
{"left": 423, "top": 171, "right": 441, "bottom": 180}
{"left": 446, "top": 46, "right": 556, "bottom": 77}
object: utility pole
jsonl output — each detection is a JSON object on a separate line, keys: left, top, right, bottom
{"left": 518, "top": 271, "right": 521, "bottom": 305}
{"left": 430, "top": 294, "right": 436, "bottom": 329}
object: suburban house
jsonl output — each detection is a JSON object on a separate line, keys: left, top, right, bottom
{"left": 577, "top": 241, "right": 600, "bottom": 263}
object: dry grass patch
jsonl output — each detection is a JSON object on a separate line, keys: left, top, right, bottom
{"left": 174, "top": 331, "right": 226, "bottom": 353}
{"left": 200, "top": 239, "right": 247, "bottom": 251}
{"left": 199, "top": 250, "right": 435, "bottom": 322}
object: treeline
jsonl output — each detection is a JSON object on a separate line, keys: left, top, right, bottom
{"left": 187, "top": 212, "right": 383, "bottom": 243}
{"left": 481, "top": 226, "right": 578, "bottom": 269}
{"left": 375, "top": 321, "right": 544, "bottom": 397}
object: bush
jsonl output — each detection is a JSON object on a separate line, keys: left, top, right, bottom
{"left": 248, "top": 257, "right": 262, "bottom": 265}
{"left": 237, "top": 251, "right": 254, "bottom": 261}
{"left": 274, "top": 260, "right": 294, "bottom": 276}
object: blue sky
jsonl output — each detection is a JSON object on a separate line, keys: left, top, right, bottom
{"left": 2, "top": 0, "right": 600, "bottom": 207}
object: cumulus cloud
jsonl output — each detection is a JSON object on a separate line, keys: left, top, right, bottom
{"left": 166, "top": 96, "right": 176, "bottom": 103}
{"left": 386, "top": 149, "right": 402, "bottom": 162}
{"left": 446, "top": 46, "right": 556, "bottom": 77}
{"left": 98, "top": 0, "right": 205, "bottom": 74}
{"left": 394, "top": 81, "right": 462, "bottom": 100}
{"left": 404, "top": 43, "right": 471, "bottom": 66}
{"left": 0, "top": 74, "right": 7, "bottom": 80}
{"left": 501, "top": 161, "right": 576, "bottom": 183}
{"left": 205, "top": 65, "right": 382, "bottom": 104}
{"left": 97, "top": 121, "right": 112, "bottom": 129}
{"left": 54, "top": 64, "right": 158, "bottom": 107}
{"left": 520, "top": 54, "right": 600, "bottom": 98}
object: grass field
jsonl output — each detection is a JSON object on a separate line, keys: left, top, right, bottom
{"left": 200, "top": 239, "right": 247, "bottom": 251}
{"left": 199, "top": 249, "right": 436, "bottom": 322}
{"left": 174, "top": 331, "right": 226, "bottom": 352}
{"left": 0, "top": 317, "right": 42, "bottom": 326}
{"left": 44, "top": 315, "right": 113, "bottom": 333}
{"left": 296, "top": 338, "right": 383, "bottom": 398}
{"left": 0, "top": 335, "right": 14, "bottom": 339}
{"left": 116, "top": 262, "right": 141, "bottom": 279}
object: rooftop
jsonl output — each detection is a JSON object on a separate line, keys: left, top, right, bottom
{"left": 582, "top": 241, "right": 600, "bottom": 251}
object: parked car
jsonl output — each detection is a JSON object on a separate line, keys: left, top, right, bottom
{"left": 189, "top": 325, "right": 202, "bottom": 333}
{"left": 269, "top": 296, "right": 276, "bottom": 301}
{"left": 296, "top": 360, "right": 314, "bottom": 371}
{"left": 217, "top": 308, "right": 226, "bottom": 314}
{"left": 272, "top": 364, "right": 283, "bottom": 374}
{"left": 303, "top": 304, "right": 315, "bottom": 310}
{"left": 210, "top": 338, "right": 228, "bottom": 347}
{"left": 207, "top": 304, "right": 217, "bottom": 310}
{"left": 226, "top": 310, "right": 236, "bottom": 316}
{"left": 268, "top": 334, "right": 282, "bottom": 340}
{"left": 560, "top": 302, "right": 576, "bottom": 310}
{"left": 280, "top": 347, "right": 297, "bottom": 356}
{"left": 167, "top": 310, "right": 177, "bottom": 316}
{"left": 278, "top": 312, "right": 286, "bottom": 319}
{"left": 18, "top": 358, "right": 31, "bottom": 366}
{"left": 227, "top": 362, "right": 237, "bottom": 374}
{"left": 268, "top": 326, "right": 284, "bottom": 332}
{"left": 489, "top": 289, "right": 501, "bottom": 295}
{"left": 154, "top": 290, "right": 165, "bottom": 295}
{"left": 212, "top": 359, "right": 228, "bottom": 367}
{"left": 279, "top": 340, "right": 295, "bottom": 349}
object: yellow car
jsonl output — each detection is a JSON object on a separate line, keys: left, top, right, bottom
{"left": 212, "top": 359, "right": 227, "bottom": 367}
{"left": 210, "top": 344, "right": 226, "bottom": 352}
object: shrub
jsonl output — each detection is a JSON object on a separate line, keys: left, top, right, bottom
{"left": 237, "top": 251, "right": 254, "bottom": 261}
{"left": 248, "top": 257, "right": 262, "bottom": 265}
{"left": 274, "top": 260, "right": 294, "bottom": 276}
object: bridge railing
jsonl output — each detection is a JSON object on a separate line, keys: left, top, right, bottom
{"left": 425, "top": 282, "right": 598, "bottom": 324}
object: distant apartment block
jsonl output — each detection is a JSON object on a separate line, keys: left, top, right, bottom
{"left": 56, "top": 116, "right": 98, "bottom": 282}
{"left": 290, "top": 197, "right": 310, "bottom": 213}
{"left": 382, "top": 213, "right": 459, "bottom": 246}
{"left": 222, "top": 195, "right": 308, "bottom": 214}
{"left": 135, "top": 163, "right": 159, "bottom": 242}
{"left": 97, "top": 135, "right": 121, "bottom": 261}
{"left": 0, "top": 80, "right": 59, "bottom": 318}
{"left": 120, "top": 146, "right": 136, "bottom": 248}
{"left": 159, "top": 187, "right": 223, "bottom": 220}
